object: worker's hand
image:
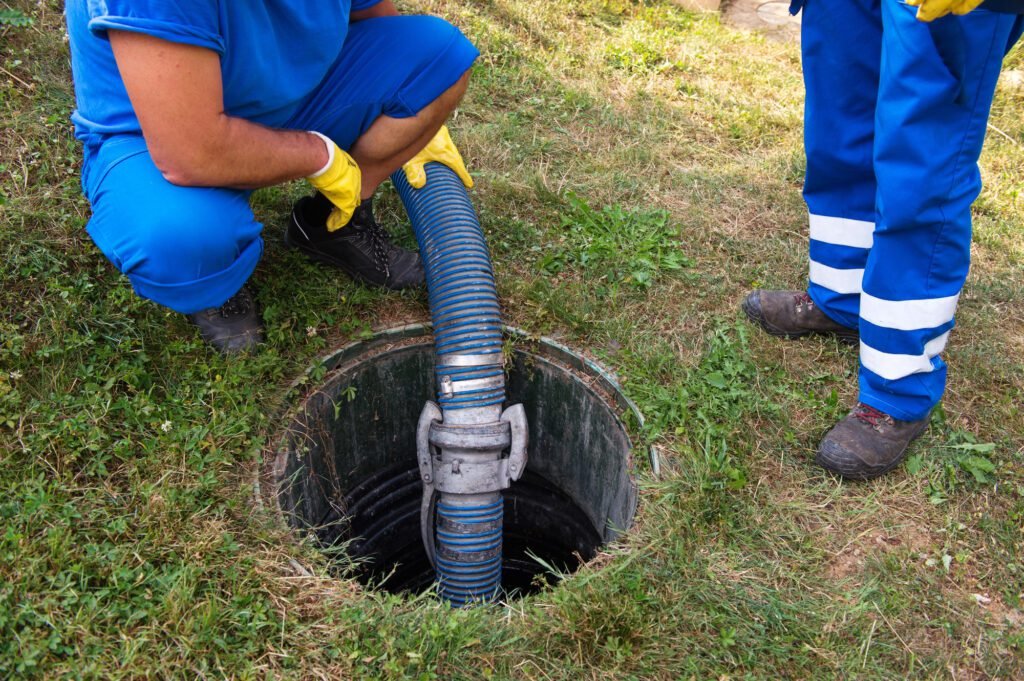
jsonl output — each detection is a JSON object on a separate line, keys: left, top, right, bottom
{"left": 906, "top": 0, "right": 984, "bottom": 22}
{"left": 402, "top": 125, "right": 473, "bottom": 189}
{"left": 307, "top": 132, "right": 362, "bottom": 232}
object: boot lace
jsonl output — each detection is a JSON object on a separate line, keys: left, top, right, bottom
{"left": 853, "top": 403, "right": 892, "bottom": 429}
{"left": 366, "top": 222, "right": 392, "bottom": 279}
{"left": 219, "top": 288, "right": 252, "bottom": 317}
{"left": 352, "top": 215, "right": 392, "bottom": 279}
{"left": 794, "top": 292, "right": 814, "bottom": 308}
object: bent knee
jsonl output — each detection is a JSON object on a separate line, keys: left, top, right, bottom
{"left": 377, "top": 15, "right": 477, "bottom": 71}
{"left": 413, "top": 15, "right": 471, "bottom": 50}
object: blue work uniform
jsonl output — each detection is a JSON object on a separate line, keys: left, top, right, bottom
{"left": 66, "top": 1, "right": 478, "bottom": 314}
{"left": 791, "top": 0, "right": 1022, "bottom": 420}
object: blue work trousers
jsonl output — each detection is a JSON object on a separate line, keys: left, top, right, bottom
{"left": 800, "top": 0, "right": 1022, "bottom": 420}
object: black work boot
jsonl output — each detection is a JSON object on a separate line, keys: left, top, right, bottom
{"left": 187, "top": 285, "right": 264, "bottom": 353}
{"left": 816, "top": 403, "right": 930, "bottom": 480}
{"left": 285, "top": 193, "right": 424, "bottom": 290}
{"left": 742, "top": 290, "right": 858, "bottom": 344}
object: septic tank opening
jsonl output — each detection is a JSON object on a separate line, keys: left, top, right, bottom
{"left": 267, "top": 325, "right": 644, "bottom": 600}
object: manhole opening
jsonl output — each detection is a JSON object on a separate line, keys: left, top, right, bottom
{"left": 270, "top": 328, "right": 640, "bottom": 601}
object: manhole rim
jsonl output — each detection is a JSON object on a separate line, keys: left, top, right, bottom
{"left": 253, "top": 323, "right": 658, "bottom": 584}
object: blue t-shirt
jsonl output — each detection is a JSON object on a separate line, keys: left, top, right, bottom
{"left": 66, "top": 0, "right": 383, "bottom": 147}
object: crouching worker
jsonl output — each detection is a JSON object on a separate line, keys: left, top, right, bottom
{"left": 66, "top": 0, "right": 477, "bottom": 352}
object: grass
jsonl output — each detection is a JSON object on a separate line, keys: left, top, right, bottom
{"left": 2, "top": 0, "right": 1023, "bottom": 677}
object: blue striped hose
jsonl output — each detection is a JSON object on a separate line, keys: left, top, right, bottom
{"left": 393, "top": 162, "right": 505, "bottom": 605}
{"left": 434, "top": 498, "right": 503, "bottom": 606}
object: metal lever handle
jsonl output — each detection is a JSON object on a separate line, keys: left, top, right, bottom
{"left": 501, "top": 403, "right": 528, "bottom": 482}
{"left": 415, "top": 401, "right": 442, "bottom": 568}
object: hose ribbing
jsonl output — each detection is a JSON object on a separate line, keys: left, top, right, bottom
{"left": 393, "top": 162, "right": 505, "bottom": 604}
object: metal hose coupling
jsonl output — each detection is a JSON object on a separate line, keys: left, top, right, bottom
{"left": 415, "top": 399, "right": 527, "bottom": 605}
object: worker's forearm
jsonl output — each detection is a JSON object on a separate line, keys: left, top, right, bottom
{"left": 154, "top": 116, "right": 328, "bottom": 190}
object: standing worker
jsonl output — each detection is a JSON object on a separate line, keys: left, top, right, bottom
{"left": 66, "top": 0, "right": 477, "bottom": 352}
{"left": 743, "top": 0, "right": 1023, "bottom": 479}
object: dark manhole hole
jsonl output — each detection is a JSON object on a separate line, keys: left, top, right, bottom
{"left": 266, "top": 325, "right": 648, "bottom": 600}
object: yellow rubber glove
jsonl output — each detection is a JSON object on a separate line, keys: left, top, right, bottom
{"left": 402, "top": 125, "right": 473, "bottom": 189}
{"left": 306, "top": 132, "right": 362, "bottom": 232}
{"left": 906, "top": 0, "right": 984, "bottom": 22}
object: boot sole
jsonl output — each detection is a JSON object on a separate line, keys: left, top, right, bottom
{"left": 741, "top": 297, "right": 859, "bottom": 346}
{"left": 815, "top": 418, "right": 930, "bottom": 481}
{"left": 283, "top": 223, "right": 421, "bottom": 292}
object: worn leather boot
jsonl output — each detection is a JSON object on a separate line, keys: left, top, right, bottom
{"left": 742, "top": 290, "right": 858, "bottom": 344}
{"left": 816, "top": 403, "right": 930, "bottom": 480}
{"left": 285, "top": 193, "right": 424, "bottom": 290}
{"left": 187, "top": 285, "right": 264, "bottom": 353}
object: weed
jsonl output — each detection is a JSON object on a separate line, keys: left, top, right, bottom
{"left": 540, "top": 192, "right": 693, "bottom": 293}
{"left": 606, "top": 41, "right": 670, "bottom": 73}
{"left": 908, "top": 426, "right": 1005, "bottom": 504}
{"left": 0, "top": 9, "right": 32, "bottom": 27}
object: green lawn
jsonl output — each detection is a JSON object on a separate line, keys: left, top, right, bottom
{"left": 2, "top": 0, "right": 1023, "bottom": 678}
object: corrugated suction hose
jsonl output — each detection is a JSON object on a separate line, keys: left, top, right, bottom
{"left": 393, "top": 162, "right": 527, "bottom": 607}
